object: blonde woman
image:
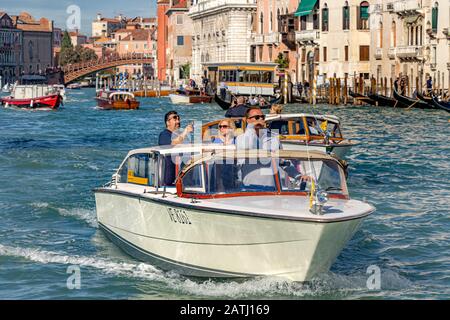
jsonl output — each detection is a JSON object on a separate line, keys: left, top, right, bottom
{"left": 269, "top": 104, "right": 283, "bottom": 114}
{"left": 212, "top": 119, "right": 236, "bottom": 145}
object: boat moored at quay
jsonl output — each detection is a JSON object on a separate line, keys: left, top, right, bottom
{"left": 94, "top": 144, "right": 375, "bottom": 282}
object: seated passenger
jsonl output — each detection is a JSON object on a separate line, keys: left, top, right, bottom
{"left": 158, "top": 111, "right": 193, "bottom": 186}
{"left": 212, "top": 119, "right": 236, "bottom": 145}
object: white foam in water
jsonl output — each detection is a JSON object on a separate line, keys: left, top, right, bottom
{"left": 31, "top": 202, "right": 98, "bottom": 228}
{"left": 0, "top": 244, "right": 414, "bottom": 299}
{"left": 56, "top": 208, "right": 98, "bottom": 228}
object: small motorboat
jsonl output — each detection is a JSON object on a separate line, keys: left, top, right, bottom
{"left": 393, "top": 88, "right": 434, "bottom": 109}
{"left": 94, "top": 144, "right": 375, "bottom": 282}
{"left": 1, "top": 84, "right": 62, "bottom": 110}
{"left": 430, "top": 95, "right": 450, "bottom": 113}
{"left": 96, "top": 90, "right": 140, "bottom": 110}
{"left": 2, "top": 83, "right": 13, "bottom": 93}
{"left": 202, "top": 113, "right": 358, "bottom": 159}
{"left": 66, "top": 83, "right": 82, "bottom": 90}
{"left": 169, "top": 89, "right": 213, "bottom": 104}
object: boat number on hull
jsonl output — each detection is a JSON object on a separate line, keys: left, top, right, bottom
{"left": 167, "top": 208, "right": 192, "bottom": 225}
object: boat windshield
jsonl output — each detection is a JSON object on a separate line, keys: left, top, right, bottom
{"left": 181, "top": 157, "right": 347, "bottom": 196}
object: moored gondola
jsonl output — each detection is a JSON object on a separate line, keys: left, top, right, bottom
{"left": 415, "top": 91, "right": 434, "bottom": 106}
{"left": 393, "top": 88, "right": 434, "bottom": 109}
{"left": 368, "top": 93, "right": 409, "bottom": 108}
{"left": 431, "top": 95, "right": 450, "bottom": 113}
{"left": 349, "top": 90, "right": 377, "bottom": 106}
{"left": 214, "top": 94, "right": 282, "bottom": 110}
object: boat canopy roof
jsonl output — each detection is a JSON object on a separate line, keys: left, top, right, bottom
{"left": 126, "top": 144, "right": 236, "bottom": 158}
{"left": 265, "top": 113, "right": 340, "bottom": 123}
{"left": 180, "top": 149, "right": 341, "bottom": 176}
{"left": 109, "top": 91, "right": 135, "bottom": 98}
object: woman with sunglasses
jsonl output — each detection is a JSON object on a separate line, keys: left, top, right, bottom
{"left": 212, "top": 119, "right": 236, "bottom": 145}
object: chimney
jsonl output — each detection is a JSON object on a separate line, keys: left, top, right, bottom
{"left": 97, "top": 13, "right": 101, "bottom": 21}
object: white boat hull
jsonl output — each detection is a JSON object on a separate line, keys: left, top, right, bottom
{"left": 169, "top": 94, "right": 190, "bottom": 104}
{"left": 95, "top": 190, "right": 366, "bottom": 281}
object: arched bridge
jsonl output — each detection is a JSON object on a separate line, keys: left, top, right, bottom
{"left": 62, "top": 53, "right": 154, "bottom": 84}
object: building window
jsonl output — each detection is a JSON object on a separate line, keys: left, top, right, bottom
{"left": 391, "top": 21, "right": 396, "bottom": 47}
{"left": 270, "top": 12, "right": 273, "bottom": 32}
{"left": 313, "top": 13, "right": 319, "bottom": 30}
{"left": 322, "top": 5, "right": 329, "bottom": 32}
{"left": 379, "top": 22, "right": 383, "bottom": 48}
{"left": 359, "top": 45, "right": 369, "bottom": 61}
{"left": 343, "top": 2, "right": 350, "bottom": 30}
{"left": 431, "top": 3, "right": 438, "bottom": 33}
{"left": 177, "top": 15, "right": 183, "bottom": 25}
{"left": 258, "top": 45, "right": 263, "bottom": 62}
{"left": 177, "top": 36, "right": 184, "bottom": 46}
{"left": 260, "top": 13, "right": 264, "bottom": 34}
{"left": 323, "top": 47, "right": 327, "bottom": 62}
{"left": 300, "top": 16, "right": 307, "bottom": 31}
{"left": 314, "top": 47, "right": 320, "bottom": 62}
{"left": 358, "top": 1, "right": 370, "bottom": 30}
{"left": 268, "top": 45, "right": 273, "bottom": 61}
{"left": 344, "top": 45, "right": 349, "bottom": 61}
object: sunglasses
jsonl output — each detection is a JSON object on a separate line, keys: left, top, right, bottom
{"left": 168, "top": 115, "right": 180, "bottom": 121}
{"left": 219, "top": 125, "right": 229, "bottom": 129}
{"left": 248, "top": 115, "right": 265, "bottom": 121}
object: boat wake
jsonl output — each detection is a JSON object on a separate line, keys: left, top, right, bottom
{"left": 0, "top": 242, "right": 413, "bottom": 299}
{"left": 31, "top": 202, "right": 98, "bottom": 228}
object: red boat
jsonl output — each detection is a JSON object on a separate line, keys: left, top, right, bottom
{"left": 1, "top": 93, "right": 62, "bottom": 110}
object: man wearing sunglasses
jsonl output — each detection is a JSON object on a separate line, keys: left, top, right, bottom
{"left": 158, "top": 111, "right": 193, "bottom": 146}
{"left": 236, "top": 106, "right": 280, "bottom": 151}
{"left": 158, "top": 111, "right": 194, "bottom": 186}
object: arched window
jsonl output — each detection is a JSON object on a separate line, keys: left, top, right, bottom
{"left": 277, "top": 9, "right": 281, "bottom": 32}
{"left": 343, "top": 1, "right": 350, "bottom": 30}
{"left": 358, "top": 1, "right": 370, "bottom": 30}
{"left": 379, "top": 22, "right": 383, "bottom": 48}
{"left": 322, "top": 4, "right": 329, "bottom": 32}
{"left": 391, "top": 21, "right": 396, "bottom": 47}
{"left": 260, "top": 12, "right": 264, "bottom": 34}
{"left": 431, "top": 2, "right": 438, "bottom": 33}
{"left": 270, "top": 12, "right": 273, "bottom": 32}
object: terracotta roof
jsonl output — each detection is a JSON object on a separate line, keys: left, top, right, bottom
{"left": 97, "top": 18, "right": 122, "bottom": 23}
{"left": 121, "top": 29, "right": 152, "bottom": 41}
{"left": 15, "top": 23, "right": 52, "bottom": 32}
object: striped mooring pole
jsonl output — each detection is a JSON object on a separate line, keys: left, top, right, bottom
{"left": 283, "top": 71, "right": 288, "bottom": 104}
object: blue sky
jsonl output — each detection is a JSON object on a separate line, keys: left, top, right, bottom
{"left": 1, "top": 0, "right": 156, "bottom": 35}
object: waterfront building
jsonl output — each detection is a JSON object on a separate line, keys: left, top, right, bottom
{"left": 293, "top": 0, "right": 372, "bottom": 85}
{"left": 250, "top": 1, "right": 299, "bottom": 82}
{"left": 369, "top": 0, "right": 449, "bottom": 93}
{"left": 92, "top": 14, "right": 127, "bottom": 38}
{"left": 189, "top": 0, "right": 257, "bottom": 82}
{"left": 52, "top": 27, "right": 62, "bottom": 67}
{"left": 13, "top": 12, "right": 53, "bottom": 75}
{"left": 69, "top": 30, "right": 88, "bottom": 46}
{"left": 157, "top": 0, "right": 170, "bottom": 82}
{"left": 0, "top": 12, "right": 22, "bottom": 86}
{"left": 166, "top": 0, "right": 193, "bottom": 85}
{"left": 115, "top": 27, "right": 157, "bottom": 78}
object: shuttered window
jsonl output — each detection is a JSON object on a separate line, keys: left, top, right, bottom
{"left": 432, "top": 6, "right": 438, "bottom": 32}
{"left": 359, "top": 45, "right": 369, "bottom": 61}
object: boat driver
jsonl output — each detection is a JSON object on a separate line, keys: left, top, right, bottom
{"left": 158, "top": 111, "right": 193, "bottom": 186}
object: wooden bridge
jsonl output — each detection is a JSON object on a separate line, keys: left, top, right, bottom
{"left": 62, "top": 53, "right": 154, "bottom": 84}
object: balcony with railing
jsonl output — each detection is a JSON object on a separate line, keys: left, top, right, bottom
{"left": 264, "top": 32, "right": 281, "bottom": 45}
{"left": 189, "top": 0, "right": 257, "bottom": 17}
{"left": 253, "top": 33, "right": 264, "bottom": 45}
{"left": 388, "top": 47, "right": 396, "bottom": 59}
{"left": 392, "top": 0, "right": 422, "bottom": 15}
{"left": 295, "top": 30, "right": 320, "bottom": 44}
{"left": 374, "top": 48, "right": 382, "bottom": 60}
{"left": 396, "top": 45, "right": 423, "bottom": 60}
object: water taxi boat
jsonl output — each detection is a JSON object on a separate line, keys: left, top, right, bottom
{"left": 169, "top": 89, "right": 213, "bottom": 104}
{"left": 1, "top": 84, "right": 62, "bottom": 110}
{"left": 96, "top": 90, "right": 140, "bottom": 110}
{"left": 94, "top": 145, "right": 375, "bottom": 282}
{"left": 202, "top": 114, "right": 358, "bottom": 159}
